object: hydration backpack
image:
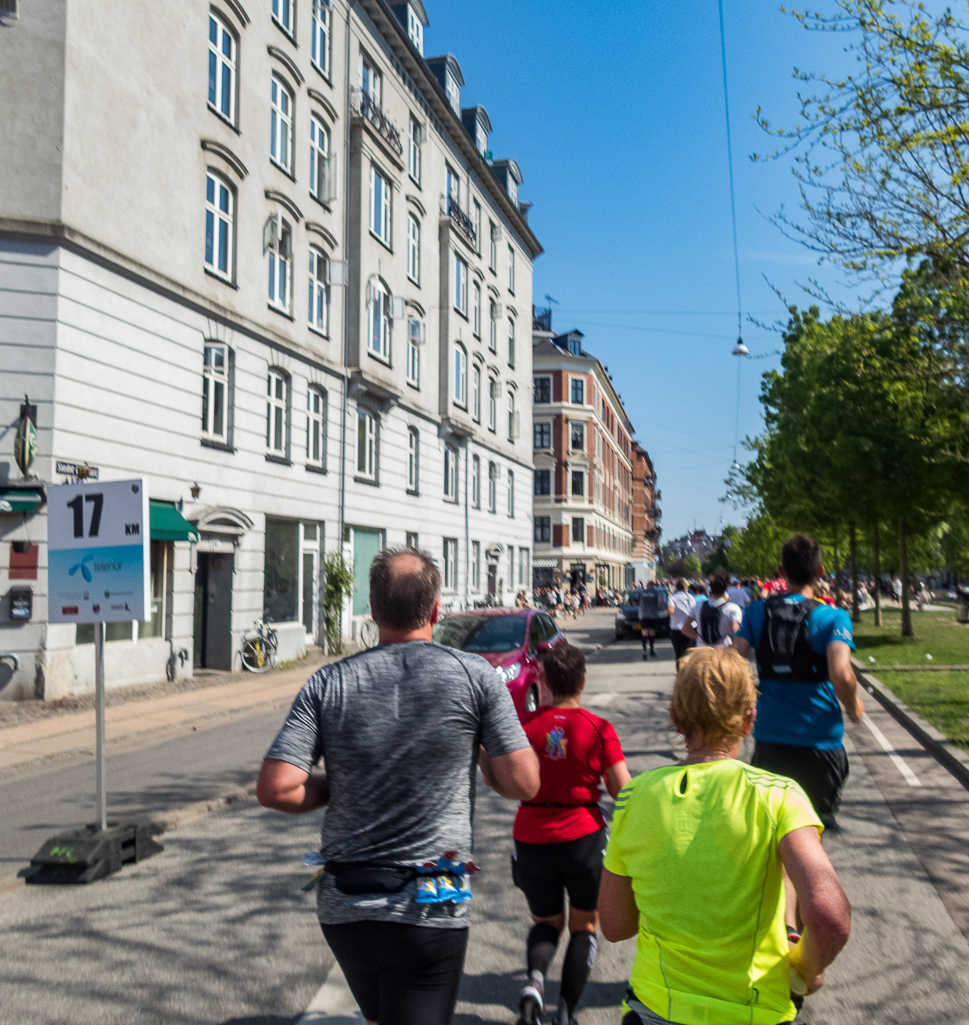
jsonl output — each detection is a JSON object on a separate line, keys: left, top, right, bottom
{"left": 698, "top": 600, "right": 724, "bottom": 644}
{"left": 755, "top": 596, "right": 828, "bottom": 683}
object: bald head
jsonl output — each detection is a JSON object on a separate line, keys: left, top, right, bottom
{"left": 369, "top": 546, "right": 441, "bottom": 631}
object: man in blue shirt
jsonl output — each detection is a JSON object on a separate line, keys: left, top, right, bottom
{"left": 733, "top": 535, "right": 865, "bottom": 828}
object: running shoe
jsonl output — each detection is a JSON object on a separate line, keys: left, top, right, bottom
{"left": 517, "top": 984, "right": 544, "bottom": 1025}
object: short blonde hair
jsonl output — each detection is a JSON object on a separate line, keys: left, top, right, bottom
{"left": 670, "top": 647, "right": 756, "bottom": 744}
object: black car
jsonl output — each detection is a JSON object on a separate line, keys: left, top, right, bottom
{"left": 614, "top": 587, "right": 671, "bottom": 640}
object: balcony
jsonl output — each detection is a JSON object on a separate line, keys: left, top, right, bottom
{"left": 352, "top": 89, "right": 403, "bottom": 157}
{"left": 447, "top": 195, "right": 478, "bottom": 248}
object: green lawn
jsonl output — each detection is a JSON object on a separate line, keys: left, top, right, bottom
{"left": 870, "top": 671, "right": 969, "bottom": 754}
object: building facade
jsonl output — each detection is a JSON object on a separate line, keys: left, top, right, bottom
{"left": 0, "top": 0, "right": 541, "bottom": 700}
{"left": 629, "top": 442, "right": 660, "bottom": 584}
{"left": 531, "top": 320, "right": 637, "bottom": 593}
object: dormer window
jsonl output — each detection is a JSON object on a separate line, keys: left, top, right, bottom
{"left": 445, "top": 72, "right": 460, "bottom": 113}
{"left": 407, "top": 6, "right": 423, "bottom": 54}
{"left": 507, "top": 175, "right": 518, "bottom": 206}
{"left": 476, "top": 123, "right": 488, "bottom": 156}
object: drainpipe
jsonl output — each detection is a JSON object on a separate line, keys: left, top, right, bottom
{"left": 464, "top": 441, "right": 470, "bottom": 609}
{"left": 337, "top": 0, "right": 353, "bottom": 552}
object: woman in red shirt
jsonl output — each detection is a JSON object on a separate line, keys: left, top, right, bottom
{"left": 487, "top": 644, "right": 631, "bottom": 1025}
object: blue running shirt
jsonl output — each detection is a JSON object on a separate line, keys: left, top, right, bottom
{"left": 737, "top": 596, "right": 855, "bottom": 750}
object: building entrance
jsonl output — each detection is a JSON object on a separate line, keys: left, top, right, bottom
{"left": 193, "top": 551, "right": 234, "bottom": 669}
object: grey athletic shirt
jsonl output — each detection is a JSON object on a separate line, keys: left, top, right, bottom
{"left": 265, "top": 640, "right": 528, "bottom": 928}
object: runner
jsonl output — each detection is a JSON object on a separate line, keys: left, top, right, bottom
{"left": 638, "top": 581, "right": 667, "bottom": 660}
{"left": 668, "top": 578, "right": 695, "bottom": 665}
{"left": 681, "top": 572, "right": 742, "bottom": 649}
{"left": 499, "top": 644, "right": 631, "bottom": 1025}
{"left": 599, "top": 646, "right": 851, "bottom": 1025}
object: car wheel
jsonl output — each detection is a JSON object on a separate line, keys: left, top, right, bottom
{"left": 524, "top": 685, "right": 539, "bottom": 714}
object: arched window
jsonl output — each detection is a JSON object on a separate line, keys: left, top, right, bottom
{"left": 306, "top": 386, "right": 327, "bottom": 468}
{"left": 367, "top": 278, "right": 392, "bottom": 361}
{"left": 471, "top": 363, "right": 481, "bottom": 422}
{"left": 507, "top": 389, "right": 517, "bottom": 442}
{"left": 310, "top": 116, "right": 331, "bottom": 201}
{"left": 268, "top": 216, "right": 292, "bottom": 312}
{"left": 407, "top": 215, "right": 421, "bottom": 283}
{"left": 453, "top": 344, "right": 467, "bottom": 408}
{"left": 488, "top": 377, "right": 498, "bottom": 432}
{"left": 204, "top": 171, "right": 234, "bottom": 279}
{"left": 311, "top": 0, "right": 331, "bottom": 76}
{"left": 208, "top": 13, "right": 236, "bottom": 123}
{"left": 270, "top": 75, "right": 294, "bottom": 172}
{"left": 308, "top": 247, "right": 330, "bottom": 335}
{"left": 507, "top": 317, "right": 516, "bottom": 368}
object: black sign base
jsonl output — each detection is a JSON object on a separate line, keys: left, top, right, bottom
{"left": 25, "top": 823, "right": 163, "bottom": 885}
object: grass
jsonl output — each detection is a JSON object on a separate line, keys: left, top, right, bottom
{"left": 873, "top": 671, "right": 969, "bottom": 754}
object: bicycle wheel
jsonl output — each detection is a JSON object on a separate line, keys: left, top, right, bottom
{"left": 241, "top": 637, "right": 272, "bottom": 673}
{"left": 360, "top": 618, "right": 379, "bottom": 649}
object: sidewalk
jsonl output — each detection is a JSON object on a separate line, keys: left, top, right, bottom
{"left": 0, "top": 657, "right": 326, "bottom": 777}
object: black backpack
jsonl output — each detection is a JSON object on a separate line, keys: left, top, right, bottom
{"left": 698, "top": 600, "right": 724, "bottom": 644}
{"left": 755, "top": 596, "right": 828, "bottom": 683}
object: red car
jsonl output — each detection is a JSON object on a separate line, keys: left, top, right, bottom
{"left": 432, "top": 608, "right": 566, "bottom": 718}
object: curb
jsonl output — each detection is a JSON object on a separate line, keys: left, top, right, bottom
{"left": 853, "top": 659, "right": 969, "bottom": 793}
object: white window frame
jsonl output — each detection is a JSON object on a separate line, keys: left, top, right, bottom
{"left": 361, "top": 53, "right": 382, "bottom": 107}
{"left": 454, "top": 253, "right": 468, "bottom": 315}
{"left": 311, "top": 0, "right": 331, "bottom": 77}
{"left": 407, "top": 215, "right": 421, "bottom": 283}
{"left": 204, "top": 171, "right": 233, "bottom": 280}
{"left": 310, "top": 116, "right": 330, "bottom": 201}
{"left": 488, "top": 461, "right": 498, "bottom": 513}
{"left": 471, "top": 454, "right": 481, "bottom": 508}
{"left": 444, "top": 444, "right": 458, "bottom": 501}
{"left": 357, "top": 407, "right": 377, "bottom": 480}
{"left": 453, "top": 343, "right": 467, "bottom": 408}
{"left": 369, "top": 164, "right": 392, "bottom": 246}
{"left": 489, "top": 301, "right": 498, "bottom": 352}
{"left": 272, "top": 0, "right": 293, "bottom": 35}
{"left": 471, "top": 363, "right": 481, "bottom": 422}
{"left": 407, "top": 5, "right": 423, "bottom": 54}
{"left": 408, "top": 115, "right": 422, "bottom": 184}
{"left": 534, "top": 375, "right": 552, "bottom": 404}
{"left": 488, "top": 377, "right": 498, "bottom": 432}
{"left": 208, "top": 13, "right": 236, "bottom": 123}
{"left": 472, "top": 281, "right": 481, "bottom": 337}
{"left": 472, "top": 540, "right": 481, "bottom": 589}
{"left": 367, "top": 278, "right": 392, "bottom": 362}
{"left": 571, "top": 376, "right": 585, "bottom": 405}
{"left": 308, "top": 246, "right": 330, "bottom": 336}
{"left": 443, "top": 537, "right": 458, "bottom": 590}
{"left": 266, "top": 369, "right": 288, "bottom": 455}
{"left": 489, "top": 220, "right": 498, "bottom": 271}
{"left": 507, "top": 389, "right": 517, "bottom": 442}
{"left": 472, "top": 198, "right": 482, "bottom": 252}
{"left": 533, "top": 421, "right": 551, "bottom": 449}
{"left": 306, "top": 386, "right": 327, "bottom": 468}
{"left": 406, "top": 328, "right": 420, "bottom": 387}
{"left": 407, "top": 427, "right": 419, "bottom": 492}
{"left": 507, "top": 469, "right": 515, "bottom": 517}
{"left": 202, "top": 343, "right": 228, "bottom": 442}
{"left": 270, "top": 75, "right": 294, "bottom": 174}
{"left": 508, "top": 244, "right": 515, "bottom": 293}
{"left": 570, "top": 420, "right": 585, "bottom": 452}
{"left": 507, "top": 317, "right": 516, "bottom": 368}
{"left": 267, "top": 217, "right": 292, "bottom": 313}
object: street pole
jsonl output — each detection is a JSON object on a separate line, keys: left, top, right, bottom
{"left": 94, "top": 620, "right": 107, "bottom": 832}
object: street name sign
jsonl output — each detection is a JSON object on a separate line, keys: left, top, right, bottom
{"left": 47, "top": 479, "right": 149, "bottom": 624}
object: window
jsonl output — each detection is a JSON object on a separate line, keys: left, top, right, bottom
{"left": 534, "top": 516, "right": 551, "bottom": 543}
{"left": 570, "top": 421, "right": 584, "bottom": 451}
{"left": 445, "top": 71, "right": 460, "bottom": 112}
{"left": 472, "top": 199, "right": 482, "bottom": 252}
{"left": 406, "top": 327, "right": 420, "bottom": 387}
{"left": 357, "top": 408, "right": 377, "bottom": 479}
{"left": 507, "top": 469, "right": 515, "bottom": 517}
{"left": 367, "top": 278, "right": 391, "bottom": 361}
{"left": 508, "top": 245, "right": 515, "bottom": 293}
{"left": 471, "top": 363, "right": 481, "bottom": 422}
{"left": 519, "top": 547, "right": 529, "bottom": 588}
{"left": 489, "top": 221, "right": 499, "bottom": 271}
{"left": 534, "top": 376, "right": 551, "bottom": 404}
{"left": 307, "top": 387, "right": 327, "bottom": 468}
{"left": 267, "top": 217, "right": 292, "bottom": 312}
{"left": 443, "top": 538, "right": 458, "bottom": 590}
{"left": 407, "top": 119, "right": 424, "bottom": 188}
{"left": 472, "top": 282, "right": 481, "bottom": 337}
{"left": 369, "top": 164, "right": 392, "bottom": 245}
{"left": 453, "top": 344, "right": 467, "bottom": 407}
{"left": 264, "top": 518, "right": 298, "bottom": 623}
{"left": 308, "top": 247, "right": 330, "bottom": 335}
{"left": 571, "top": 470, "right": 584, "bottom": 496}
{"left": 204, "top": 172, "right": 233, "bottom": 279}
{"left": 266, "top": 369, "right": 288, "bottom": 455}
{"left": 407, "top": 5, "right": 423, "bottom": 54}
{"left": 488, "top": 378, "right": 498, "bottom": 432}
{"left": 507, "top": 389, "right": 517, "bottom": 442}
{"left": 406, "top": 531, "right": 419, "bottom": 547}
{"left": 361, "top": 53, "right": 382, "bottom": 105}
{"left": 571, "top": 377, "right": 585, "bottom": 404}
{"left": 208, "top": 13, "right": 236, "bottom": 123}
{"left": 471, "top": 541, "right": 481, "bottom": 589}
{"left": 272, "top": 0, "right": 293, "bottom": 34}
{"left": 310, "top": 116, "right": 333, "bottom": 202}
{"left": 508, "top": 175, "right": 519, "bottom": 207}
{"left": 534, "top": 469, "right": 550, "bottom": 496}
{"left": 454, "top": 254, "right": 468, "bottom": 314}
{"left": 407, "top": 215, "right": 420, "bottom": 283}
{"left": 471, "top": 454, "right": 481, "bottom": 508}
{"left": 533, "top": 422, "right": 551, "bottom": 449}
{"left": 444, "top": 444, "right": 458, "bottom": 501}
{"left": 488, "top": 461, "right": 498, "bottom": 512}
{"left": 407, "top": 427, "right": 419, "bottom": 492}
{"left": 202, "top": 343, "right": 228, "bottom": 442}
{"left": 572, "top": 517, "right": 585, "bottom": 544}
{"left": 311, "top": 0, "right": 331, "bottom": 77}
{"left": 270, "top": 76, "right": 293, "bottom": 173}
{"left": 508, "top": 317, "right": 516, "bottom": 368}
{"left": 489, "top": 300, "right": 498, "bottom": 351}
{"left": 446, "top": 165, "right": 461, "bottom": 210}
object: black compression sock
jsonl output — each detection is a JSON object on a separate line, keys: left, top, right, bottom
{"left": 526, "top": 921, "right": 561, "bottom": 980}
{"left": 560, "top": 931, "right": 597, "bottom": 1017}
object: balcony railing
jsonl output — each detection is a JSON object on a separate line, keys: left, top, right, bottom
{"left": 352, "top": 89, "right": 403, "bottom": 157}
{"left": 447, "top": 195, "right": 477, "bottom": 248}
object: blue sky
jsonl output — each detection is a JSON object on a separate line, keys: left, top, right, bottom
{"left": 427, "top": 0, "right": 863, "bottom": 539}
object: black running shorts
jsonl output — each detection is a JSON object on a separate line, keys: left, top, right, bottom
{"left": 513, "top": 827, "right": 607, "bottom": 917}
{"left": 321, "top": 920, "right": 468, "bottom": 1025}
{"left": 751, "top": 740, "right": 849, "bottom": 827}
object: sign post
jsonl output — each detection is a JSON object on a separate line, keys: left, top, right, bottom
{"left": 94, "top": 621, "right": 107, "bottom": 831}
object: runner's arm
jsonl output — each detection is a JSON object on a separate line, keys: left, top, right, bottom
{"left": 256, "top": 757, "right": 330, "bottom": 814}
{"left": 598, "top": 869, "right": 639, "bottom": 941}
{"left": 827, "top": 641, "right": 864, "bottom": 722}
{"left": 780, "top": 825, "right": 851, "bottom": 993}
{"left": 478, "top": 745, "right": 540, "bottom": 800}
{"left": 681, "top": 618, "right": 697, "bottom": 640}
{"left": 603, "top": 760, "right": 632, "bottom": 798}
{"left": 731, "top": 635, "right": 753, "bottom": 657}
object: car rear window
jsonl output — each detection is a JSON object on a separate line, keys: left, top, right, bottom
{"left": 433, "top": 615, "right": 526, "bottom": 653}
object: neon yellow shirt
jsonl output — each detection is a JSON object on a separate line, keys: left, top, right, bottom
{"left": 604, "top": 759, "right": 822, "bottom": 1025}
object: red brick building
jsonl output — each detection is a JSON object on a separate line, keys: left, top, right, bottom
{"left": 630, "top": 442, "right": 660, "bottom": 583}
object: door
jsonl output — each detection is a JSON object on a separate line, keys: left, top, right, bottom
{"left": 193, "top": 552, "right": 234, "bottom": 669}
{"left": 487, "top": 562, "right": 497, "bottom": 599}
{"left": 351, "top": 528, "right": 383, "bottom": 617}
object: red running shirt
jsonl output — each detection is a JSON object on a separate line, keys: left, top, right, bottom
{"left": 513, "top": 706, "right": 626, "bottom": 844}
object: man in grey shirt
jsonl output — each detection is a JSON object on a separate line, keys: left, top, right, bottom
{"left": 257, "top": 547, "right": 539, "bottom": 1025}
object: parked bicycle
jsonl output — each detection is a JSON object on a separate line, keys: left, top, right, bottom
{"left": 241, "top": 617, "right": 278, "bottom": 673}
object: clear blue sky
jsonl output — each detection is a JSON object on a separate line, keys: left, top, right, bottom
{"left": 427, "top": 0, "right": 861, "bottom": 540}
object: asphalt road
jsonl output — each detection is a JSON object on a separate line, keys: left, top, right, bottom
{"left": 2, "top": 610, "right": 969, "bottom": 1024}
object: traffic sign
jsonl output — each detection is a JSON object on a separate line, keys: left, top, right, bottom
{"left": 47, "top": 479, "right": 149, "bottom": 624}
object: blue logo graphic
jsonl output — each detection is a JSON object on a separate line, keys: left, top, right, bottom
{"left": 69, "top": 553, "right": 95, "bottom": 583}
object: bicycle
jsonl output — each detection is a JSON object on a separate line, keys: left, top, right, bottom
{"left": 241, "top": 617, "right": 278, "bottom": 673}
{"left": 359, "top": 617, "right": 379, "bottom": 649}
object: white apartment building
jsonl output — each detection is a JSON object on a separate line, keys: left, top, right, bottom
{"left": 0, "top": 0, "right": 541, "bottom": 700}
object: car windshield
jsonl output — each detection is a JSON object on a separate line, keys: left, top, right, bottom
{"left": 433, "top": 615, "right": 526, "bottom": 653}
{"left": 623, "top": 589, "right": 669, "bottom": 606}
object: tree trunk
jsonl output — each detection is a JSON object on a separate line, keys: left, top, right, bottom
{"left": 900, "top": 517, "right": 913, "bottom": 637}
{"left": 873, "top": 522, "right": 883, "bottom": 627}
{"left": 849, "top": 522, "right": 860, "bottom": 622}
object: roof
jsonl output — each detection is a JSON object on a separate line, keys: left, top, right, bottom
{"left": 425, "top": 53, "right": 466, "bottom": 88}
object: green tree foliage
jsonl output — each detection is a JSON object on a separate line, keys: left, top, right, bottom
{"left": 723, "top": 514, "right": 794, "bottom": 578}
{"left": 683, "top": 554, "right": 703, "bottom": 579}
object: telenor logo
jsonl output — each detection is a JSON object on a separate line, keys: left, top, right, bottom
{"left": 69, "top": 553, "right": 95, "bottom": 583}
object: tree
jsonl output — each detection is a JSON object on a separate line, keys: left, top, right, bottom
{"left": 683, "top": 554, "right": 703, "bottom": 579}
{"left": 726, "top": 513, "right": 794, "bottom": 578}
{"left": 759, "top": 0, "right": 969, "bottom": 276}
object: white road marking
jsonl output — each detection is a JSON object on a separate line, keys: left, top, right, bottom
{"left": 586, "top": 691, "right": 619, "bottom": 707}
{"left": 297, "top": 960, "right": 363, "bottom": 1024}
{"left": 862, "top": 714, "right": 922, "bottom": 787}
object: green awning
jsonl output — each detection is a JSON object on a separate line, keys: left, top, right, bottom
{"left": 149, "top": 501, "right": 200, "bottom": 543}
{"left": 0, "top": 488, "right": 44, "bottom": 514}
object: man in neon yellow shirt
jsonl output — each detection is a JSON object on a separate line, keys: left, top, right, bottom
{"left": 599, "top": 647, "right": 851, "bottom": 1025}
